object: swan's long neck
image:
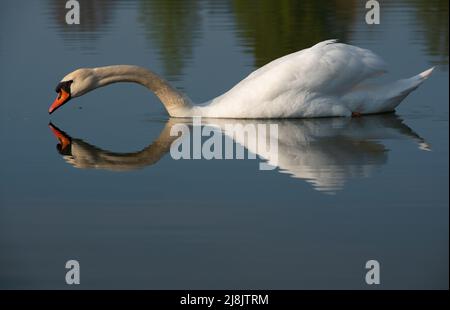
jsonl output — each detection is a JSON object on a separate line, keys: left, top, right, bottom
{"left": 93, "top": 65, "right": 192, "bottom": 116}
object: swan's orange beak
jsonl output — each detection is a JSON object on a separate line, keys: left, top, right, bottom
{"left": 49, "top": 89, "right": 70, "bottom": 114}
{"left": 49, "top": 123, "right": 71, "bottom": 152}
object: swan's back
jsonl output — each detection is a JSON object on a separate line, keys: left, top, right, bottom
{"left": 242, "top": 39, "right": 386, "bottom": 92}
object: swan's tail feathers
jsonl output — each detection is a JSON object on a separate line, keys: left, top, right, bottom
{"left": 379, "top": 67, "right": 435, "bottom": 112}
{"left": 418, "top": 66, "right": 435, "bottom": 80}
{"left": 406, "top": 67, "right": 435, "bottom": 91}
{"left": 401, "top": 67, "right": 435, "bottom": 93}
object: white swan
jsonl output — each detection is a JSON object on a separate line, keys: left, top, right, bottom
{"left": 49, "top": 40, "right": 434, "bottom": 118}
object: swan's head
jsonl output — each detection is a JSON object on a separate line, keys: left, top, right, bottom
{"left": 49, "top": 68, "right": 96, "bottom": 114}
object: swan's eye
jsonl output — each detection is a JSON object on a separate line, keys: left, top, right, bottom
{"left": 55, "top": 80, "right": 74, "bottom": 94}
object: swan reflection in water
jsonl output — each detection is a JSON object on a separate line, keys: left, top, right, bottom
{"left": 49, "top": 114, "right": 430, "bottom": 193}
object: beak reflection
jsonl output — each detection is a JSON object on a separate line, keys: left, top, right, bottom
{"left": 49, "top": 123, "right": 72, "bottom": 155}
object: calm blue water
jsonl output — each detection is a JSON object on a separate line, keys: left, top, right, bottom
{"left": 0, "top": 0, "right": 448, "bottom": 289}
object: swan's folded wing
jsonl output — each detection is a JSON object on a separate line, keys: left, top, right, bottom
{"left": 291, "top": 41, "right": 388, "bottom": 94}
{"left": 236, "top": 40, "right": 387, "bottom": 98}
{"left": 205, "top": 40, "right": 388, "bottom": 117}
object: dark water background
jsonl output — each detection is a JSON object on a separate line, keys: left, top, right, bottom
{"left": 0, "top": 0, "right": 448, "bottom": 289}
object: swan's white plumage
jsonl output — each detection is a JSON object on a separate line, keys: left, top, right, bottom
{"left": 187, "top": 40, "right": 432, "bottom": 118}
{"left": 56, "top": 40, "right": 433, "bottom": 119}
